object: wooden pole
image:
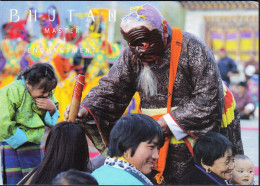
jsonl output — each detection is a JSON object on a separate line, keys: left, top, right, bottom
{"left": 68, "top": 74, "right": 85, "bottom": 122}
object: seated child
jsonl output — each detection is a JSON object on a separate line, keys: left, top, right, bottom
{"left": 232, "top": 154, "right": 255, "bottom": 185}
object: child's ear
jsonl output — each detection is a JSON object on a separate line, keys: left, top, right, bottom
{"left": 25, "top": 80, "right": 31, "bottom": 88}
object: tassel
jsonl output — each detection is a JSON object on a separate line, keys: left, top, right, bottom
{"left": 155, "top": 173, "right": 164, "bottom": 185}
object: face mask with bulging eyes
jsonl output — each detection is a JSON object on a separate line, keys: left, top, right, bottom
{"left": 121, "top": 26, "right": 165, "bottom": 62}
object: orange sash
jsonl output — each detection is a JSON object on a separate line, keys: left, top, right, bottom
{"left": 151, "top": 28, "right": 183, "bottom": 184}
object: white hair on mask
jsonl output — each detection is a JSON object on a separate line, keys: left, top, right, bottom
{"left": 120, "top": 13, "right": 156, "bottom": 33}
{"left": 138, "top": 65, "right": 158, "bottom": 97}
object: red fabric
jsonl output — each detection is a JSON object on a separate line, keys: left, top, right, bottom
{"left": 223, "top": 85, "right": 234, "bottom": 114}
{"left": 89, "top": 152, "right": 100, "bottom": 159}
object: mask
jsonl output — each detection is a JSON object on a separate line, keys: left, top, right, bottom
{"left": 121, "top": 26, "right": 165, "bottom": 63}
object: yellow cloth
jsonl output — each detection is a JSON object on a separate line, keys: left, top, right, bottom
{"left": 140, "top": 106, "right": 185, "bottom": 144}
{"left": 0, "top": 75, "right": 15, "bottom": 89}
{"left": 55, "top": 72, "right": 77, "bottom": 122}
{"left": 112, "top": 156, "right": 128, "bottom": 163}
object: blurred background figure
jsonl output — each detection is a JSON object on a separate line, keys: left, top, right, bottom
{"left": 233, "top": 81, "right": 255, "bottom": 120}
{"left": 244, "top": 51, "right": 258, "bottom": 82}
{"left": 52, "top": 169, "right": 98, "bottom": 185}
{"left": 0, "top": 11, "right": 30, "bottom": 89}
{"left": 63, "top": 20, "right": 84, "bottom": 75}
{"left": 74, "top": 9, "right": 122, "bottom": 84}
{"left": 247, "top": 74, "right": 259, "bottom": 118}
{"left": 217, "top": 47, "right": 238, "bottom": 87}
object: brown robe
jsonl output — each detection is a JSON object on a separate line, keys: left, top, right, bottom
{"left": 81, "top": 31, "right": 244, "bottom": 184}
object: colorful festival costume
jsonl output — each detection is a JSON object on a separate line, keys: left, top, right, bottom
{"left": 0, "top": 39, "right": 28, "bottom": 88}
{"left": 0, "top": 78, "right": 59, "bottom": 184}
{"left": 0, "top": 17, "right": 29, "bottom": 89}
{"left": 74, "top": 9, "right": 122, "bottom": 84}
{"left": 80, "top": 27, "right": 243, "bottom": 184}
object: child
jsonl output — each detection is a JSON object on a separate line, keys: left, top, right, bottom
{"left": 0, "top": 63, "right": 59, "bottom": 184}
{"left": 232, "top": 154, "right": 255, "bottom": 185}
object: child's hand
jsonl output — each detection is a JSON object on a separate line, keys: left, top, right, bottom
{"left": 35, "top": 98, "right": 56, "bottom": 116}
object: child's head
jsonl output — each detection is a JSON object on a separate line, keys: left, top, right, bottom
{"left": 17, "top": 63, "right": 58, "bottom": 99}
{"left": 52, "top": 169, "right": 98, "bottom": 185}
{"left": 232, "top": 154, "right": 254, "bottom": 185}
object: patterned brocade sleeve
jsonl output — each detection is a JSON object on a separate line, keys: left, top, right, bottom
{"left": 170, "top": 34, "right": 224, "bottom": 137}
{"left": 81, "top": 49, "right": 137, "bottom": 141}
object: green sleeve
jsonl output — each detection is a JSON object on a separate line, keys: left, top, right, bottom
{"left": 0, "top": 84, "right": 22, "bottom": 141}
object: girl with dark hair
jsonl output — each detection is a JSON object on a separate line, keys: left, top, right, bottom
{"left": 180, "top": 132, "right": 235, "bottom": 185}
{"left": 91, "top": 113, "right": 165, "bottom": 185}
{"left": 18, "top": 121, "right": 90, "bottom": 184}
{"left": 0, "top": 63, "right": 59, "bottom": 184}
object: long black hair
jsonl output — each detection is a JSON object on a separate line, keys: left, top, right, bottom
{"left": 30, "top": 121, "right": 90, "bottom": 184}
{"left": 17, "top": 63, "right": 58, "bottom": 93}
